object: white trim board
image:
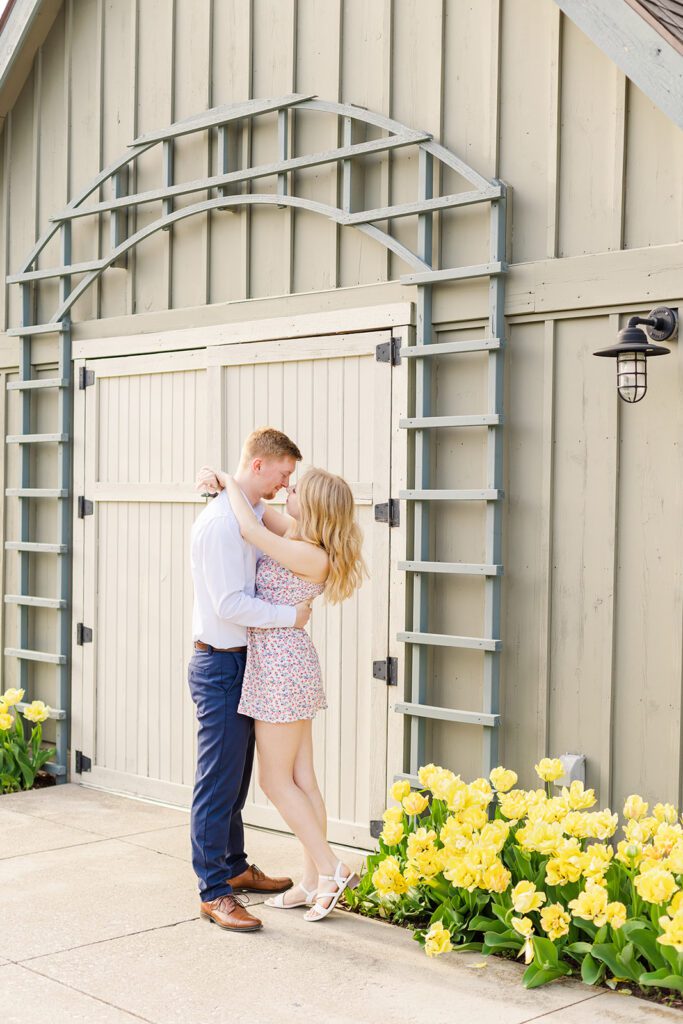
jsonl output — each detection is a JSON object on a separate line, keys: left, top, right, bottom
{"left": 71, "top": 302, "right": 414, "bottom": 361}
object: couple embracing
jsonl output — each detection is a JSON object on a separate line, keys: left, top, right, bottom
{"left": 188, "top": 427, "right": 366, "bottom": 932}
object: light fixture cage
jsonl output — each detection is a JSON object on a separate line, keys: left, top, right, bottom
{"left": 617, "top": 349, "right": 647, "bottom": 403}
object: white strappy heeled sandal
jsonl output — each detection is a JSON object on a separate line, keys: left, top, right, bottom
{"left": 303, "top": 860, "right": 360, "bottom": 922}
{"left": 264, "top": 882, "right": 317, "bottom": 909}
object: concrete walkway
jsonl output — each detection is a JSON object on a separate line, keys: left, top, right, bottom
{"left": 0, "top": 784, "right": 679, "bottom": 1024}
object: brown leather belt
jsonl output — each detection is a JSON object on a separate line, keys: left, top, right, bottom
{"left": 194, "top": 640, "right": 247, "bottom": 653}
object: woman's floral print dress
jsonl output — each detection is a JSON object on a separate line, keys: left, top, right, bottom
{"left": 238, "top": 554, "right": 327, "bottom": 722}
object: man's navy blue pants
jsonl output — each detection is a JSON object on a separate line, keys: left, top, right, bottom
{"left": 188, "top": 647, "right": 253, "bottom": 903}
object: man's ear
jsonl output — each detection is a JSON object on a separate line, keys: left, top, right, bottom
{"left": 251, "top": 457, "right": 262, "bottom": 475}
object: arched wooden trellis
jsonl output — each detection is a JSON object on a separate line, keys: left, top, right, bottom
{"left": 4, "top": 94, "right": 507, "bottom": 789}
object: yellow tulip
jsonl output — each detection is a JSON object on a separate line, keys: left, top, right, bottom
{"left": 635, "top": 867, "right": 678, "bottom": 905}
{"left": 372, "top": 855, "right": 410, "bottom": 897}
{"left": 623, "top": 794, "right": 648, "bottom": 821}
{"left": 615, "top": 839, "right": 643, "bottom": 867}
{"left": 23, "top": 700, "right": 51, "bottom": 724}
{"left": 390, "top": 779, "right": 411, "bottom": 802}
{"left": 540, "top": 903, "right": 571, "bottom": 941}
{"left": 562, "top": 780, "right": 596, "bottom": 810}
{"left": 605, "top": 902, "right": 627, "bottom": 929}
{"left": 511, "top": 881, "right": 546, "bottom": 914}
{"left": 2, "top": 688, "right": 24, "bottom": 708}
{"left": 424, "top": 920, "right": 453, "bottom": 957}
{"left": 402, "top": 791, "right": 429, "bottom": 816}
{"left": 489, "top": 766, "right": 518, "bottom": 793}
{"left": 430, "top": 769, "right": 459, "bottom": 801}
{"left": 657, "top": 911, "right": 683, "bottom": 952}
{"left": 512, "top": 916, "right": 536, "bottom": 960}
{"left": 669, "top": 891, "right": 683, "bottom": 914}
{"left": 498, "top": 789, "right": 529, "bottom": 821}
{"left": 568, "top": 881, "right": 609, "bottom": 926}
{"left": 382, "top": 805, "right": 404, "bottom": 824}
{"left": 482, "top": 860, "right": 511, "bottom": 894}
{"left": 0, "top": 712, "right": 13, "bottom": 732}
{"left": 380, "top": 821, "right": 404, "bottom": 846}
{"left": 654, "top": 803, "right": 678, "bottom": 825}
{"left": 534, "top": 758, "right": 564, "bottom": 783}
{"left": 417, "top": 763, "right": 439, "bottom": 788}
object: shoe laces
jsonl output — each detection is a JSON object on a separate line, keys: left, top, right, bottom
{"left": 215, "top": 892, "right": 250, "bottom": 912}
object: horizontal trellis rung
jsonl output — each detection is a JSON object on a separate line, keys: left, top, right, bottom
{"left": 400, "top": 338, "right": 503, "bottom": 358}
{"left": 7, "top": 259, "right": 107, "bottom": 284}
{"left": 50, "top": 131, "right": 432, "bottom": 223}
{"left": 15, "top": 701, "right": 67, "bottom": 720}
{"left": 42, "top": 762, "right": 68, "bottom": 777}
{"left": 344, "top": 186, "right": 503, "bottom": 225}
{"left": 398, "top": 561, "right": 503, "bottom": 576}
{"left": 4, "top": 647, "right": 67, "bottom": 665}
{"left": 395, "top": 702, "right": 500, "bottom": 728}
{"left": 399, "top": 261, "right": 507, "bottom": 286}
{"left": 6, "top": 378, "right": 69, "bottom": 391}
{"left": 6, "top": 434, "right": 69, "bottom": 444}
{"left": 400, "top": 415, "right": 501, "bottom": 429}
{"left": 398, "top": 631, "right": 502, "bottom": 652}
{"left": 5, "top": 542, "right": 68, "bottom": 554}
{"left": 7, "top": 322, "right": 67, "bottom": 337}
{"left": 5, "top": 489, "right": 69, "bottom": 498}
{"left": 400, "top": 489, "right": 503, "bottom": 501}
{"left": 393, "top": 772, "right": 420, "bottom": 787}
{"left": 4, "top": 594, "right": 67, "bottom": 608}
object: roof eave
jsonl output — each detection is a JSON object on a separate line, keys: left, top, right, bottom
{"left": 0, "top": 0, "right": 62, "bottom": 131}
{"left": 554, "top": 0, "right": 683, "bottom": 129}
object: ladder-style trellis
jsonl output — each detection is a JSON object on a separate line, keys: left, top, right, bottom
{"left": 4, "top": 94, "right": 506, "bottom": 788}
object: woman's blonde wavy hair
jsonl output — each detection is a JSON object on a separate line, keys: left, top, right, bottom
{"left": 291, "top": 468, "right": 367, "bottom": 604}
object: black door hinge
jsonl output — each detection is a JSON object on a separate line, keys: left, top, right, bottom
{"left": 373, "top": 657, "right": 398, "bottom": 686}
{"left": 75, "top": 750, "right": 92, "bottom": 774}
{"left": 79, "top": 367, "right": 95, "bottom": 389}
{"left": 374, "top": 499, "right": 400, "bottom": 527}
{"left": 375, "top": 337, "right": 401, "bottom": 366}
{"left": 76, "top": 623, "right": 93, "bottom": 645}
{"left": 77, "top": 496, "right": 94, "bottom": 518}
{"left": 370, "top": 820, "right": 383, "bottom": 839}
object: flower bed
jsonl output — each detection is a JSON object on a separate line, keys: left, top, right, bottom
{"left": 345, "top": 759, "right": 683, "bottom": 1002}
{"left": 0, "top": 688, "right": 55, "bottom": 793}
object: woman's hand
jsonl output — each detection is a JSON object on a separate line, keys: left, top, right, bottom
{"left": 195, "top": 466, "right": 226, "bottom": 495}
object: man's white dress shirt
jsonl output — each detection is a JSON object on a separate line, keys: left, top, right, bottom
{"left": 191, "top": 489, "right": 296, "bottom": 648}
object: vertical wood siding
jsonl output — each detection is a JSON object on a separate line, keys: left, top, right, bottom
{"left": 0, "top": 0, "right": 682, "bottom": 814}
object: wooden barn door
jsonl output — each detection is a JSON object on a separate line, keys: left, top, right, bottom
{"left": 71, "top": 330, "right": 397, "bottom": 850}
{"left": 205, "top": 332, "right": 394, "bottom": 848}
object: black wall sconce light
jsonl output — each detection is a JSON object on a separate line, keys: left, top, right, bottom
{"left": 593, "top": 306, "right": 678, "bottom": 403}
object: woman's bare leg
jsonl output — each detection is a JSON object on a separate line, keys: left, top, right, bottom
{"left": 292, "top": 719, "right": 327, "bottom": 891}
{"left": 256, "top": 719, "right": 352, "bottom": 906}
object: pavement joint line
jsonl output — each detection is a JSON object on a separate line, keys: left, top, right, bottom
{"left": 13, "top": 961, "right": 158, "bottom": 1024}
{"left": 516, "top": 991, "right": 607, "bottom": 1023}
{"left": 0, "top": 835, "right": 116, "bottom": 861}
{"left": 1, "top": 806, "right": 191, "bottom": 842}
{"left": 0, "top": 834, "right": 187, "bottom": 865}
{"left": 0, "top": 806, "right": 111, "bottom": 839}
{"left": 16, "top": 916, "right": 202, "bottom": 964}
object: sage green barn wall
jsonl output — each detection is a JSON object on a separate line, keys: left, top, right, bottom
{"left": 0, "top": 0, "right": 681, "bottom": 810}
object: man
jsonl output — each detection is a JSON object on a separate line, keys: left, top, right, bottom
{"left": 189, "top": 427, "right": 311, "bottom": 933}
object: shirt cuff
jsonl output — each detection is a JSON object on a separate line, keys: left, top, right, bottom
{"left": 278, "top": 604, "right": 297, "bottom": 628}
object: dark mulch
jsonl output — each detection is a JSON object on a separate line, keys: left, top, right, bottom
{"left": 31, "top": 771, "right": 56, "bottom": 790}
{"left": 341, "top": 900, "right": 683, "bottom": 1011}
{"left": 1, "top": 771, "right": 56, "bottom": 795}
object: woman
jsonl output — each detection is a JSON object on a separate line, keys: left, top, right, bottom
{"left": 196, "top": 464, "right": 367, "bottom": 922}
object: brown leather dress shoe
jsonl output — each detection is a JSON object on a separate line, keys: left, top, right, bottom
{"left": 200, "top": 893, "right": 263, "bottom": 932}
{"left": 226, "top": 862, "right": 293, "bottom": 894}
